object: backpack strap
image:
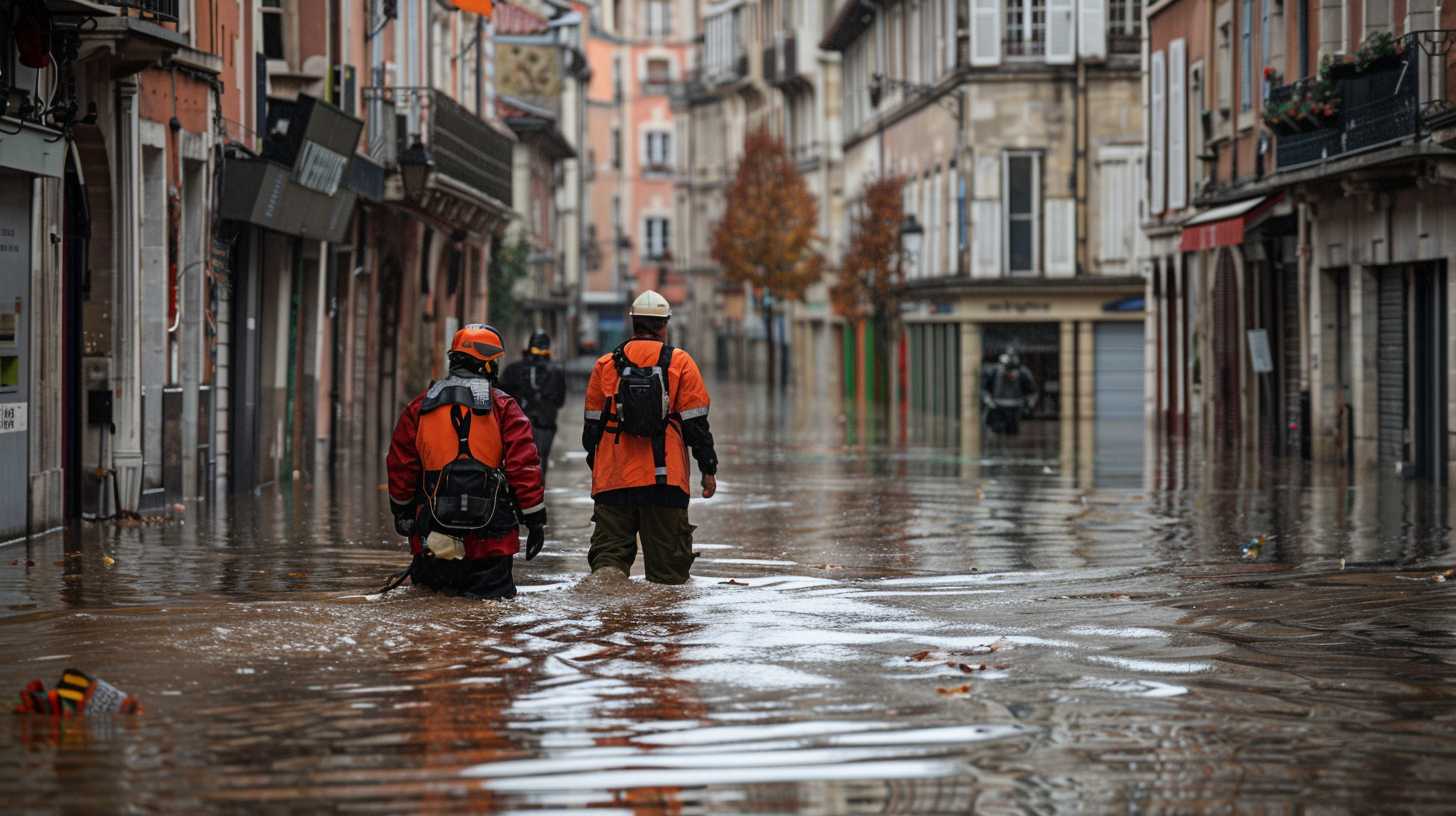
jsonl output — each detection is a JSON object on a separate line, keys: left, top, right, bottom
{"left": 651, "top": 344, "right": 675, "bottom": 485}
{"left": 449, "top": 405, "right": 473, "bottom": 461}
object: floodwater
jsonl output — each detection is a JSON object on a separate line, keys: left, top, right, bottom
{"left": 3, "top": 382, "right": 1455, "bottom": 813}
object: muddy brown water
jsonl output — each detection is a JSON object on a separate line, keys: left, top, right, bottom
{"left": 2, "top": 384, "right": 1454, "bottom": 813}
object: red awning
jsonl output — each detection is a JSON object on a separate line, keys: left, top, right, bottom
{"left": 1178, "top": 194, "right": 1283, "bottom": 252}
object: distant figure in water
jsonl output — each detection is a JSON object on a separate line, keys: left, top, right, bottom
{"left": 581, "top": 291, "right": 719, "bottom": 584}
{"left": 386, "top": 324, "right": 546, "bottom": 599}
{"left": 500, "top": 330, "right": 567, "bottom": 480}
{"left": 981, "top": 348, "right": 1038, "bottom": 435}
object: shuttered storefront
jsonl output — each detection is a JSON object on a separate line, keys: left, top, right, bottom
{"left": 1094, "top": 322, "right": 1146, "bottom": 485}
{"left": 1377, "top": 269, "right": 1407, "bottom": 464}
{"left": 907, "top": 323, "right": 961, "bottom": 423}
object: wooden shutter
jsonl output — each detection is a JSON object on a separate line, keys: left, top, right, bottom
{"left": 1168, "top": 39, "right": 1188, "bottom": 210}
{"left": 1079, "top": 0, "right": 1106, "bottom": 60}
{"left": 1150, "top": 49, "right": 1166, "bottom": 216}
{"left": 972, "top": 0, "right": 1001, "bottom": 66}
{"left": 1048, "top": 0, "right": 1076, "bottom": 64}
{"left": 972, "top": 200, "right": 1001, "bottom": 278}
{"left": 1045, "top": 199, "right": 1076, "bottom": 277}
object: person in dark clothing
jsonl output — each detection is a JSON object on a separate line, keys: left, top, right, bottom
{"left": 981, "top": 348, "right": 1039, "bottom": 435}
{"left": 500, "top": 330, "right": 568, "bottom": 478}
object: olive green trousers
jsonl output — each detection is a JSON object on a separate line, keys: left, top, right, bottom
{"left": 587, "top": 503, "right": 698, "bottom": 584}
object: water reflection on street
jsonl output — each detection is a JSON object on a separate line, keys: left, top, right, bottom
{"left": 2, "top": 381, "right": 1454, "bottom": 812}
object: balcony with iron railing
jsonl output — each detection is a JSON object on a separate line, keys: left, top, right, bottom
{"left": 362, "top": 86, "right": 513, "bottom": 207}
{"left": 105, "top": 0, "right": 179, "bottom": 23}
{"left": 1271, "top": 30, "right": 1454, "bottom": 172}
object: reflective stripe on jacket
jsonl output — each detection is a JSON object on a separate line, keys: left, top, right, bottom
{"left": 583, "top": 339, "right": 713, "bottom": 498}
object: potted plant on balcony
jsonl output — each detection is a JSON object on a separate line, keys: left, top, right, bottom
{"left": 1264, "top": 69, "right": 1340, "bottom": 134}
{"left": 1356, "top": 31, "right": 1406, "bottom": 74}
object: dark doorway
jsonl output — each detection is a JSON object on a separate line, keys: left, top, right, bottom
{"left": 378, "top": 256, "right": 402, "bottom": 448}
{"left": 1213, "top": 249, "right": 1241, "bottom": 447}
{"left": 1412, "top": 262, "right": 1448, "bottom": 481}
{"left": 63, "top": 159, "right": 89, "bottom": 519}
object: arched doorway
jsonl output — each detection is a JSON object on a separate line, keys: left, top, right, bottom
{"left": 65, "top": 125, "right": 116, "bottom": 518}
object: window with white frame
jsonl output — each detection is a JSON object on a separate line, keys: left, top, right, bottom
{"left": 1108, "top": 0, "right": 1143, "bottom": 52}
{"left": 1003, "top": 152, "right": 1040, "bottom": 275}
{"left": 643, "top": 217, "right": 671, "bottom": 260}
{"left": 646, "top": 0, "right": 672, "bottom": 37}
{"left": 644, "top": 130, "right": 672, "bottom": 171}
{"left": 1005, "top": 0, "right": 1047, "bottom": 57}
{"left": 261, "top": 0, "right": 285, "bottom": 61}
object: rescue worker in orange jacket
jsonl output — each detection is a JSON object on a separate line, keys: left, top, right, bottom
{"left": 582, "top": 291, "right": 718, "bottom": 584}
{"left": 387, "top": 324, "right": 546, "bottom": 599}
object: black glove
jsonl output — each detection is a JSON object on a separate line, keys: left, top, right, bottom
{"left": 520, "top": 508, "right": 546, "bottom": 560}
{"left": 525, "top": 524, "right": 545, "bottom": 560}
{"left": 394, "top": 513, "right": 415, "bottom": 537}
{"left": 395, "top": 505, "right": 428, "bottom": 538}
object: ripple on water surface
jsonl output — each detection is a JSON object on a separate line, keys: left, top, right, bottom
{"left": 1, "top": 383, "right": 1454, "bottom": 812}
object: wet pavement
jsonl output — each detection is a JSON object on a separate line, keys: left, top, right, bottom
{"left": 2, "top": 382, "right": 1455, "bottom": 813}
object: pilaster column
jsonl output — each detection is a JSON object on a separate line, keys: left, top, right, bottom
{"left": 959, "top": 321, "right": 981, "bottom": 467}
{"left": 1349, "top": 264, "right": 1379, "bottom": 471}
{"left": 112, "top": 79, "right": 143, "bottom": 513}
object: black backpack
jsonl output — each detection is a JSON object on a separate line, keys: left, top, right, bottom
{"left": 604, "top": 341, "right": 675, "bottom": 484}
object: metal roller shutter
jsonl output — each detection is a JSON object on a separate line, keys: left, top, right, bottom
{"left": 1094, "top": 322, "right": 1145, "bottom": 485}
{"left": 1377, "top": 269, "right": 1407, "bottom": 464}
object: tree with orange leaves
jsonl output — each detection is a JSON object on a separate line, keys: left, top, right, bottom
{"left": 710, "top": 127, "right": 823, "bottom": 389}
{"left": 833, "top": 175, "right": 906, "bottom": 404}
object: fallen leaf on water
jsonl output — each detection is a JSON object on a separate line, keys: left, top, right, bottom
{"left": 287, "top": 571, "right": 308, "bottom": 579}
{"left": 719, "top": 579, "right": 749, "bottom": 586}
{"left": 993, "top": 663, "right": 1010, "bottom": 671}
{"left": 956, "top": 663, "right": 976, "bottom": 674}
{"left": 909, "top": 650, "right": 933, "bottom": 662}
{"left": 936, "top": 684, "right": 972, "bottom": 696}
{"left": 102, "top": 556, "right": 115, "bottom": 567}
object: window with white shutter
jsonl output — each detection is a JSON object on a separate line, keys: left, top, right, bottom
{"left": 1080, "top": 0, "right": 1107, "bottom": 59}
{"left": 930, "top": 170, "right": 942, "bottom": 278}
{"left": 1048, "top": 0, "right": 1075, "bottom": 64}
{"left": 972, "top": 0, "right": 1002, "bottom": 65}
{"left": 1150, "top": 49, "right": 1166, "bottom": 216}
{"left": 1045, "top": 199, "right": 1075, "bottom": 277}
{"left": 1168, "top": 39, "right": 1187, "bottom": 210}
{"left": 972, "top": 200, "right": 1002, "bottom": 278}
{"left": 1097, "top": 147, "right": 1138, "bottom": 264}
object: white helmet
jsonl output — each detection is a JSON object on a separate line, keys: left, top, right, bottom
{"left": 629, "top": 290, "right": 672, "bottom": 319}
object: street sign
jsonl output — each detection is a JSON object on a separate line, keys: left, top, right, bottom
{"left": 1247, "top": 329, "right": 1274, "bottom": 374}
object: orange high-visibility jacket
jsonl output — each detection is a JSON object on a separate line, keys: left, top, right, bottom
{"left": 583, "top": 339, "right": 715, "bottom": 498}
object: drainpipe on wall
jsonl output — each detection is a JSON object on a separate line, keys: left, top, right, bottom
{"left": 1074, "top": 58, "right": 1088, "bottom": 275}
